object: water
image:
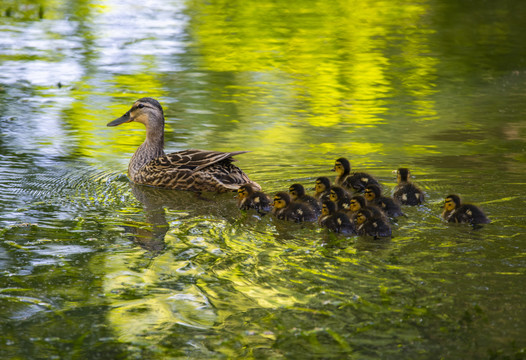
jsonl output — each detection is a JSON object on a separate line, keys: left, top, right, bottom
{"left": 1, "top": 0, "right": 525, "bottom": 358}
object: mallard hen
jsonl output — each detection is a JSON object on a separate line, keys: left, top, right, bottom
{"left": 107, "top": 98, "right": 260, "bottom": 193}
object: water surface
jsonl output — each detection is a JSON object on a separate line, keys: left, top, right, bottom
{"left": 1, "top": 0, "right": 525, "bottom": 358}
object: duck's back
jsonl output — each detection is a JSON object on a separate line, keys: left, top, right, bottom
{"left": 132, "top": 149, "right": 259, "bottom": 192}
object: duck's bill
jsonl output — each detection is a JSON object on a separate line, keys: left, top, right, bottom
{"left": 107, "top": 112, "right": 132, "bottom": 126}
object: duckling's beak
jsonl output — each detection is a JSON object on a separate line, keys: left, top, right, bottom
{"left": 107, "top": 111, "right": 132, "bottom": 126}
{"left": 330, "top": 167, "right": 335, "bottom": 172}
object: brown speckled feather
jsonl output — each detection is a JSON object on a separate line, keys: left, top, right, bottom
{"left": 134, "top": 149, "right": 259, "bottom": 192}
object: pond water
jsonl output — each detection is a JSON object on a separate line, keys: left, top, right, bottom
{"left": 1, "top": 0, "right": 525, "bottom": 358}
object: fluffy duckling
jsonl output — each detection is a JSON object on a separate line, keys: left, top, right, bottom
{"left": 354, "top": 208, "right": 392, "bottom": 239}
{"left": 289, "top": 183, "right": 321, "bottom": 216}
{"left": 347, "top": 195, "right": 388, "bottom": 222}
{"left": 393, "top": 168, "right": 424, "bottom": 205}
{"left": 272, "top": 192, "right": 317, "bottom": 223}
{"left": 314, "top": 176, "right": 331, "bottom": 203}
{"left": 237, "top": 184, "right": 272, "bottom": 214}
{"left": 364, "top": 184, "right": 404, "bottom": 218}
{"left": 318, "top": 201, "right": 355, "bottom": 234}
{"left": 329, "top": 186, "right": 352, "bottom": 212}
{"left": 332, "top": 157, "right": 379, "bottom": 193}
{"left": 442, "top": 194, "right": 490, "bottom": 226}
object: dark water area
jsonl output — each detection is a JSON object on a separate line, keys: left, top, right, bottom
{"left": 1, "top": 0, "right": 525, "bottom": 359}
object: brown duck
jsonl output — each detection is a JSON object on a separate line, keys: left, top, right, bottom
{"left": 107, "top": 98, "right": 260, "bottom": 193}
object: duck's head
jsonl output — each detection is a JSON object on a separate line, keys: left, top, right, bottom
{"left": 355, "top": 208, "right": 371, "bottom": 225}
{"left": 321, "top": 200, "right": 336, "bottom": 217}
{"left": 289, "top": 184, "right": 306, "bottom": 200}
{"left": 397, "top": 168, "right": 410, "bottom": 183}
{"left": 349, "top": 195, "right": 366, "bottom": 212}
{"left": 332, "top": 157, "right": 351, "bottom": 176}
{"left": 444, "top": 194, "right": 461, "bottom": 212}
{"left": 364, "top": 184, "right": 381, "bottom": 201}
{"left": 272, "top": 192, "right": 291, "bottom": 209}
{"left": 237, "top": 184, "right": 254, "bottom": 199}
{"left": 315, "top": 177, "right": 330, "bottom": 194}
{"left": 107, "top": 98, "right": 164, "bottom": 128}
{"left": 329, "top": 186, "right": 349, "bottom": 203}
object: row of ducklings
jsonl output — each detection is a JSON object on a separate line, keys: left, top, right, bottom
{"left": 236, "top": 158, "right": 490, "bottom": 237}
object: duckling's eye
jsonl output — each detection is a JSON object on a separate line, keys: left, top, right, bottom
{"left": 138, "top": 104, "right": 145, "bottom": 109}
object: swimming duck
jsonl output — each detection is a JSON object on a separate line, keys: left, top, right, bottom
{"left": 289, "top": 183, "right": 321, "bottom": 216}
{"left": 272, "top": 192, "right": 317, "bottom": 223}
{"left": 237, "top": 184, "right": 272, "bottom": 214}
{"left": 442, "top": 194, "right": 490, "bottom": 226}
{"left": 107, "top": 98, "right": 260, "bottom": 193}
{"left": 314, "top": 176, "right": 331, "bottom": 203}
{"left": 318, "top": 200, "right": 355, "bottom": 234}
{"left": 354, "top": 208, "right": 392, "bottom": 238}
{"left": 364, "top": 184, "right": 404, "bottom": 218}
{"left": 393, "top": 168, "right": 424, "bottom": 205}
{"left": 332, "top": 157, "right": 379, "bottom": 193}
{"left": 347, "top": 195, "right": 388, "bottom": 222}
{"left": 329, "top": 186, "right": 352, "bottom": 212}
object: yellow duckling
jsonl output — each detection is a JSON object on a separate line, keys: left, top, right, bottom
{"left": 393, "top": 168, "right": 424, "bottom": 205}
{"left": 237, "top": 184, "right": 272, "bottom": 214}
{"left": 313, "top": 176, "right": 331, "bottom": 202}
{"left": 289, "top": 183, "right": 321, "bottom": 216}
{"left": 107, "top": 98, "right": 260, "bottom": 193}
{"left": 272, "top": 192, "right": 316, "bottom": 223}
{"left": 318, "top": 200, "right": 355, "bottom": 234}
{"left": 364, "top": 184, "right": 404, "bottom": 218}
{"left": 354, "top": 208, "right": 392, "bottom": 239}
{"left": 442, "top": 194, "right": 490, "bottom": 226}
{"left": 332, "top": 157, "right": 379, "bottom": 193}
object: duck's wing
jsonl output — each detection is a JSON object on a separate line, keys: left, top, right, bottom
{"left": 135, "top": 149, "right": 259, "bottom": 192}
{"left": 150, "top": 149, "right": 250, "bottom": 172}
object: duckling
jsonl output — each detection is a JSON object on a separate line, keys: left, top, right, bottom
{"left": 354, "top": 208, "right": 392, "bottom": 239}
{"left": 318, "top": 200, "right": 355, "bottom": 234}
{"left": 393, "top": 168, "right": 424, "bottom": 205}
{"left": 314, "top": 176, "right": 331, "bottom": 203}
{"left": 289, "top": 183, "right": 321, "bottom": 216}
{"left": 329, "top": 186, "right": 352, "bottom": 212}
{"left": 107, "top": 98, "right": 260, "bottom": 193}
{"left": 347, "top": 195, "right": 388, "bottom": 222}
{"left": 332, "top": 157, "right": 379, "bottom": 193}
{"left": 442, "top": 194, "right": 490, "bottom": 226}
{"left": 237, "top": 184, "right": 272, "bottom": 214}
{"left": 364, "top": 184, "right": 404, "bottom": 218}
{"left": 272, "top": 192, "right": 317, "bottom": 223}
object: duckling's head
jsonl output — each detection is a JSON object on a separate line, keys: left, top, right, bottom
{"left": 329, "top": 186, "right": 346, "bottom": 202}
{"left": 397, "top": 168, "right": 410, "bottom": 183}
{"left": 364, "top": 184, "right": 381, "bottom": 201}
{"left": 321, "top": 200, "right": 337, "bottom": 216}
{"left": 315, "top": 177, "right": 330, "bottom": 194}
{"left": 332, "top": 158, "right": 351, "bottom": 176}
{"left": 107, "top": 98, "right": 164, "bottom": 128}
{"left": 355, "top": 208, "right": 371, "bottom": 225}
{"left": 289, "top": 184, "right": 306, "bottom": 200}
{"left": 237, "top": 184, "right": 254, "bottom": 199}
{"left": 272, "top": 192, "right": 291, "bottom": 209}
{"left": 349, "top": 195, "right": 366, "bottom": 212}
{"left": 444, "top": 194, "right": 461, "bottom": 212}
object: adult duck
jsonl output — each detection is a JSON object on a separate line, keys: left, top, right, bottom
{"left": 107, "top": 98, "right": 260, "bottom": 193}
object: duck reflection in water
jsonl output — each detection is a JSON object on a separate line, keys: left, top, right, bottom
{"left": 124, "top": 183, "right": 240, "bottom": 253}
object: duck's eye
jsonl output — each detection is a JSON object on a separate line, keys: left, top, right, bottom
{"left": 138, "top": 104, "right": 145, "bottom": 109}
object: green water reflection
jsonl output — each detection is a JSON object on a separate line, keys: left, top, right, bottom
{"left": 1, "top": 0, "right": 525, "bottom": 358}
